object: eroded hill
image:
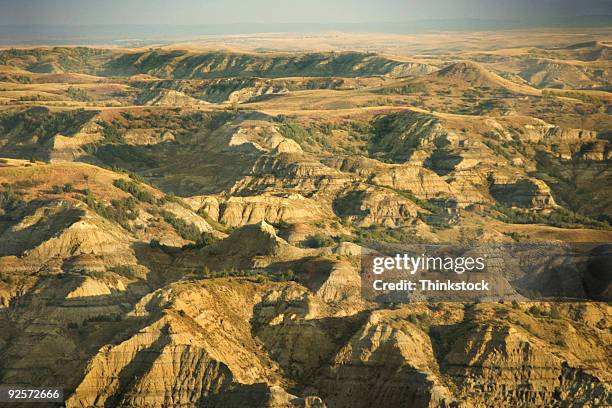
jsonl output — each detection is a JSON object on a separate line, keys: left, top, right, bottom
{"left": 0, "top": 33, "right": 611, "bottom": 407}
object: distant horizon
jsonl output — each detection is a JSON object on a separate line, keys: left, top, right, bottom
{"left": 2, "top": 14, "right": 611, "bottom": 28}
{"left": 0, "top": 15, "right": 611, "bottom": 46}
{"left": 2, "top": 0, "right": 610, "bottom": 46}
{"left": 2, "top": 14, "right": 611, "bottom": 26}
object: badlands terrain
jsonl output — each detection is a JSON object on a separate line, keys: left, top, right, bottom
{"left": 0, "top": 30, "right": 610, "bottom": 407}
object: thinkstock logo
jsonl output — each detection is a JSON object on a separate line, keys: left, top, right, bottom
{"left": 360, "top": 243, "right": 611, "bottom": 303}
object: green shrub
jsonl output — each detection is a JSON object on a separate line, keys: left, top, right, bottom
{"left": 393, "top": 189, "right": 445, "bottom": 214}
{"left": 99, "top": 121, "right": 125, "bottom": 144}
{"left": 279, "top": 269, "right": 296, "bottom": 281}
{"left": 0, "top": 107, "right": 96, "bottom": 145}
{"left": 407, "top": 313, "right": 430, "bottom": 329}
{"left": 196, "top": 232, "right": 217, "bottom": 247}
{"left": 278, "top": 122, "right": 331, "bottom": 151}
{"left": 79, "top": 193, "right": 138, "bottom": 229}
{"left": 162, "top": 210, "right": 201, "bottom": 242}
{"left": 161, "top": 193, "right": 187, "bottom": 206}
{"left": 113, "top": 179, "right": 156, "bottom": 203}
{"left": 0, "top": 187, "right": 23, "bottom": 212}
{"left": 527, "top": 305, "right": 548, "bottom": 317}
{"left": 182, "top": 231, "right": 219, "bottom": 249}
{"left": 51, "top": 183, "right": 74, "bottom": 194}
{"left": 199, "top": 265, "right": 212, "bottom": 277}
{"left": 67, "top": 86, "right": 92, "bottom": 102}
{"left": 303, "top": 234, "right": 335, "bottom": 248}
{"left": 494, "top": 205, "right": 609, "bottom": 230}
{"left": 502, "top": 231, "right": 522, "bottom": 241}
{"left": 353, "top": 226, "right": 425, "bottom": 244}
{"left": 113, "top": 265, "right": 140, "bottom": 279}
{"left": 379, "top": 82, "right": 426, "bottom": 95}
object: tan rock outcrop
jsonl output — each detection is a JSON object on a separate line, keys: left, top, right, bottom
{"left": 194, "top": 194, "right": 330, "bottom": 228}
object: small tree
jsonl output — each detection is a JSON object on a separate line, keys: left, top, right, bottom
{"left": 200, "top": 265, "right": 211, "bottom": 278}
{"left": 303, "top": 234, "right": 334, "bottom": 248}
{"left": 528, "top": 305, "right": 543, "bottom": 317}
{"left": 197, "top": 232, "right": 218, "bottom": 248}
